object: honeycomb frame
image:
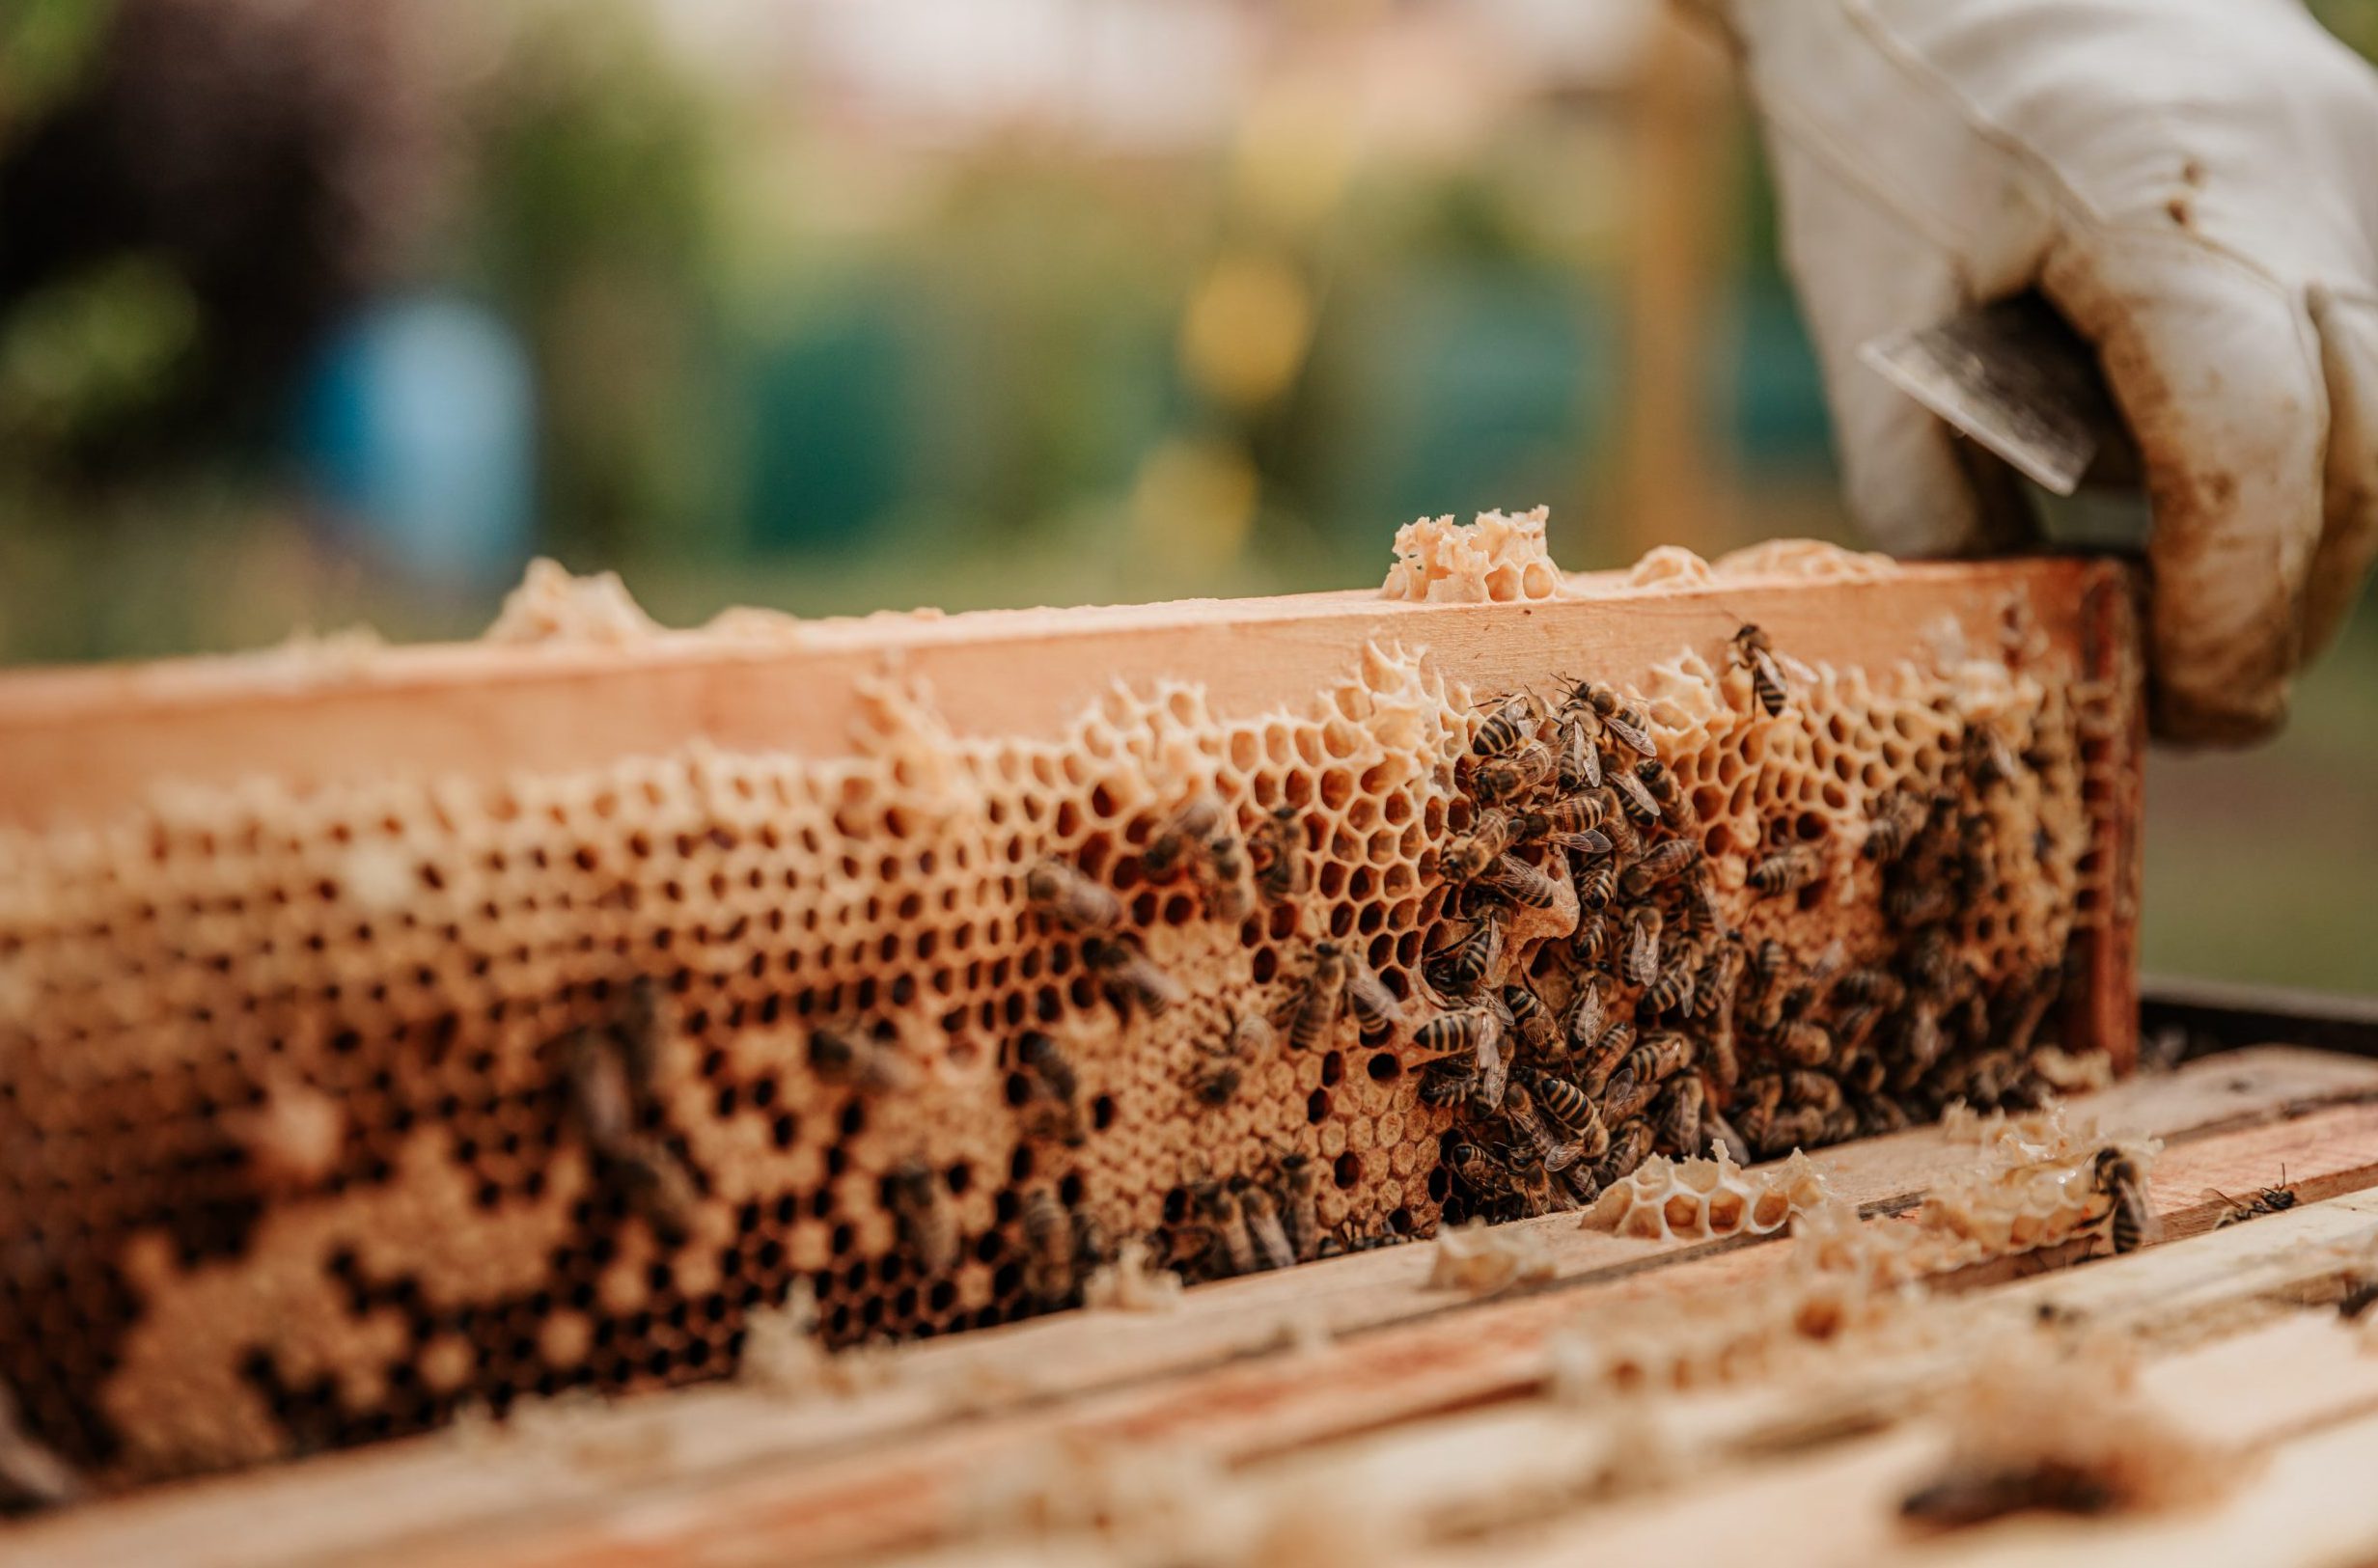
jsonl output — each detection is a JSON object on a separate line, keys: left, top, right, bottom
{"left": 0, "top": 545, "right": 2143, "bottom": 1496}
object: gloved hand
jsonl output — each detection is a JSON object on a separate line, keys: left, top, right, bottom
{"left": 1712, "top": 0, "right": 2378, "bottom": 742}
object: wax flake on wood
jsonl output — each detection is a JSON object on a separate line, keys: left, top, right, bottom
{"left": 1579, "top": 1148, "right": 1830, "bottom": 1243}
{"left": 1084, "top": 1240, "right": 1185, "bottom": 1314}
{"left": 1380, "top": 506, "right": 1564, "bottom": 603}
{"left": 1428, "top": 1220, "right": 1556, "bottom": 1296}
{"left": 482, "top": 557, "right": 661, "bottom": 646}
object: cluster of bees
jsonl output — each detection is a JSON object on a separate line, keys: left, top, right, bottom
{"left": 560, "top": 622, "right": 2083, "bottom": 1298}
{"left": 1401, "top": 625, "right": 2080, "bottom": 1225}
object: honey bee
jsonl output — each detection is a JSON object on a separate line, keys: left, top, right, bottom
{"left": 1608, "top": 764, "right": 1662, "bottom": 826}
{"left": 1571, "top": 909, "right": 1612, "bottom": 964}
{"left": 1603, "top": 1031, "right": 1693, "bottom": 1122}
{"left": 1591, "top": 1118, "right": 1656, "bottom": 1189}
{"left": 889, "top": 1158, "right": 958, "bottom": 1276}
{"left": 1899, "top": 1463, "right": 2118, "bottom": 1530}
{"left": 1475, "top": 740, "right": 1558, "bottom": 803}
{"left": 1289, "top": 940, "right": 1353, "bottom": 1049}
{"left": 1854, "top": 1092, "right": 1912, "bottom": 1137}
{"left": 1892, "top": 999, "right": 1945, "bottom": 1085}
{"left": 1582, "top": 683, "right": 1658, "bottom": 756}
{"left": 568, "top": 1018, "right": 700, "bottom": 1242}
{"left": 1414, "top": 1004, "right": 1499, "bottom": 1060}
{"left": 1195, "top": 1180, "right": 1257, "bottom": 1279}
{"left": 1771, "top": 1019, "right": 1835, "bottom": 1068}
{"left": 1193, "top": 1016, "right": 1267, "bottom": 1105}
{"left": 1145, "top": 793, "right": 1225, "bottom": 879}
{"left": 567, "top": 1026, "right": 639, "bottom": 1150}
{"left": 1501, "top": 984, "right": 1562, "bottom": 1061}
{"left": 1192, "top": 1055, "right": 1243, "bottom": 1107}
{"left": 1677, "top": 873, "right": 1724, "bottom": 942}
{"left": 1483, "top": 854, "right": 1564, "bottom": 910}
{"left": 1017, "top": 1031, "right": 1087, "bottom": 1144}
{"left": 1576, "top": 855, "right": 1618, "bottom": 912}
{"left": 1724, "top": 623, "right": 1787, "bottom": 717}
{"left": 1250, "top": 806, "right": 1307, "bottom": 903}
{"left": 1965, "top": 722, "right": 2023, "bottom": 788}
{"left": 1471, "top": 692, "right": 1546, "bottom": 757}
{"left": 1238, "top": 1181, "right": 1296, "bottom": 1272}
{"left": 1747, "top": 843, "right": 1823, "bottom": 897}
{"left": 1831, "top": 1003, "right": 1885, "bottom": 1060}
{"left": 1574, "top": 1019, "right": 1635, "bottom": 1097}
{"left": 1027, "top": 858, "right": 1123, "bottom": 931}
{"left": 1566, "top": 972, "right": 1615, "bottom": 1051}
{"left": 1835, "top": 968, "right": 1907, "bottom": 1008}
{"left": 1542, "top": 829, "right": 1615, "bottom": 864}
{"left": 1524, "top": 791, "right": 1608, "bottom": 841}
{"left": 611, "top": 976, "right": 667, "bottom": 1087}
{"left": 1862, "top": 787, "right": 1931, "bottom": 864}
{"left": 1641, "top": 949, "right": 1700, "bottom": 1019}
{"left": 807, "top": 1025, "right": 916, "bottom": 1095}
{"left": 1588, "top": 799, "right": 1645, "bottom": 856}
{"left": 1345, "top": 953, "right": 1406, "bottom": 1035}
{"left": 1086, "top": 935, "right": 1188, "bottom": 1015}
{"left": 1445, "top": 1138, "right": 1508, "bottom": 1197}
{"left": 1502, "top": 1080, "right": 1583, "bottom": 1173}
{"left": 2090, "top": 1147, "right": 2155, "bottom": 1255}
{"left": 1623, "top": 905, "right": 1663, "bottom": 986}
{"left": 1884, "top": 877, "right": 1960, "bottom": 927}
{"left": 0, "top": 1380, "right": 82, "bottom": 1511}
{"left": 1528, "top": 1070, "right": 1613, "bottom": 1159}
{"left": 1748, "top": 938, "right": 1791, "bottom": 1028}
{"left": 1902, "top": 926, "right": 1962, "bottom": 999}
{"left": 1203, "top": 831, "right": 1255, "bottom": 922}
{"left": 1441, "top": 809, "right": 1517, "bottom": 882}
{"left": 1505, "top": 1143, "right": 1562, "bottom": 1219}
{"left": 1619, "top": 838, "right": 1702, "bottom": 897}
{"left": 1023, "top": 1190, "right": 1078, "bottom": 1304}
{"left": 1425, "top": 915, "right": 1505, "bottom": 999}
{"left": 1468, "top": 1019, "right": 1512, "bottom": 1117}
{"left": 1782, "top": 1069, "right": 1842, "bottom": 1113}
{"left": 1693, "top": 937, "right": 1747, "bottom": 1022}
{"left": 1278, "top": 1152, "right": 1322, "bottom": 1261}
{"left": 2209, "top": 1169, "right": 2295, "bottom": 1227}
{"left": 1556, "top": 713, "right": 1605, "bottom": 792}
{"left": 1418, "top": 1058, "right": 1478, "bottom": 1108}
{"left": 1656, "top": 1074, "right": 1707, "bottom": 1154}
{"left": 1017, "top": 1030, "right": 1078, "bottom": 1103}
{"left": 1635, "top": 758, "right": 1697, "bottom": 836}
{"left": 613, "top": 1139, "right": 701, "bottom": 1247}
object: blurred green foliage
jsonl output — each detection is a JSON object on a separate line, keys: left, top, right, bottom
{"left": 0, "top": 254, "right": 199, "bottom": 448}
{"left": 0, "top": 2, "right": 2372, "bottom": 998}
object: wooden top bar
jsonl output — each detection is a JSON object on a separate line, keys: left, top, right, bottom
{"left": 0, "top": 557, "right": 2125, "bottom": 834}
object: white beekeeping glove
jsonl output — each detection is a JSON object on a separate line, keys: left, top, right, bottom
{"left": 1713, "top": 0, "right": 2378, "bottom": 742}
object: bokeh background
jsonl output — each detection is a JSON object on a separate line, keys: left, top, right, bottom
{"left": 3, "top": 0, "right": 2372, "bottom": 995}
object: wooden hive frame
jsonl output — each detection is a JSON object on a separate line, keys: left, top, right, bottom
{"left": 0, "top": 545, "right": 2144, "bottom": 1497}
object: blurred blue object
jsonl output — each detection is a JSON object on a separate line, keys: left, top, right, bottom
{"left": 294, "top": 296, "right": 535, "bottom": 586}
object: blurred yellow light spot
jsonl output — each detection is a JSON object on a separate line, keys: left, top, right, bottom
{"left": 1130, "top": 437, "right": 1259, "bottom": 574}
{"left": 1233, "top": 81, "right": 1358, "bottom": 232}
{"left": 1179, "top": 254, "right": 1313, "bottom": 411}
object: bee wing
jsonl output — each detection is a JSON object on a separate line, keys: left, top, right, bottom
{"left": 1608, "top": 717, "right": 1658, "bottom": 756}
